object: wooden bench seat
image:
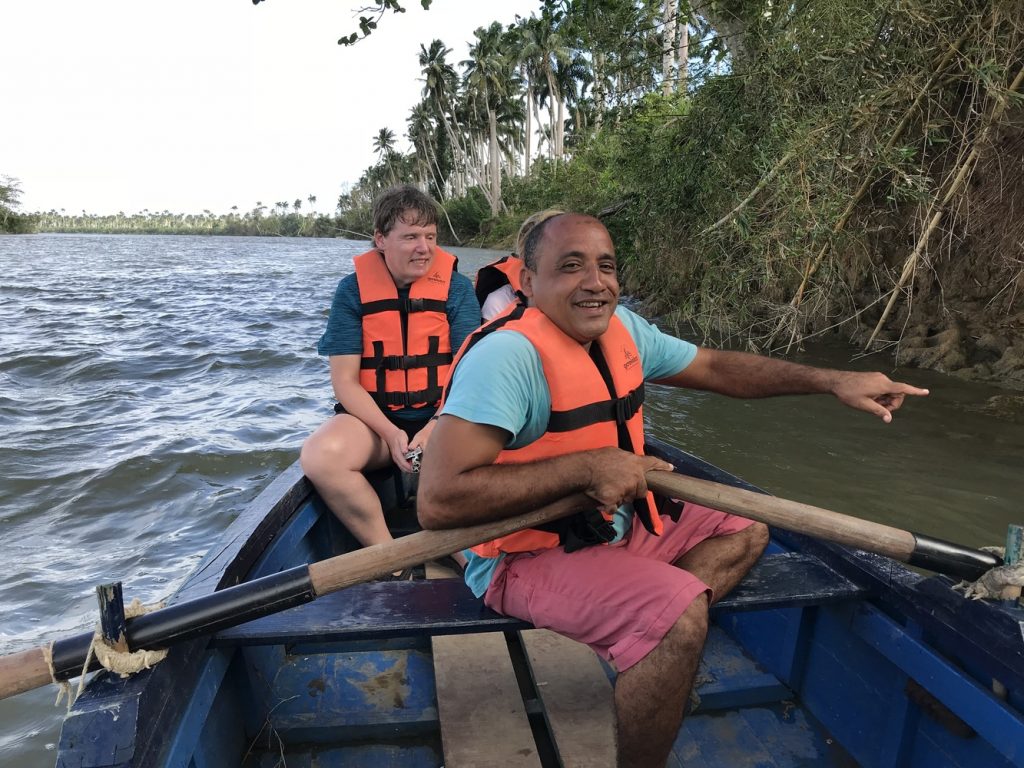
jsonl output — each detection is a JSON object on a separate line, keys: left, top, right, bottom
{"left": 212, "top": 551, "right": 866, "bottom": 648}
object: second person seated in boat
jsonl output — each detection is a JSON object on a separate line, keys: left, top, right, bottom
{"left": 474, "top": 208, "right": 564, "bottom": 322}
{"left": 301, "top": 185, "right": 480, "bottom": 575}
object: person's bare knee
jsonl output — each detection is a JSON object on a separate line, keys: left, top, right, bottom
{"left": 301, "top": 416, "right": 383, "bottom": 486}
{"left": 675, "top": 522, "right": 768, "bottom": 601}
{"left": 732, "top": 521, "right": 769, "bottom": 566}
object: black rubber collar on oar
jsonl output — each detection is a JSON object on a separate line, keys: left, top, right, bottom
{"left": 48, "top": 566, "right": 315, "bottom": 683}
{"left": 908, "top": 534, "right": 1003, "bottom": 582}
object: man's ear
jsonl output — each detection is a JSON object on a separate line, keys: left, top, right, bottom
{"left": 373, "top": 230, "right": 384, "bottom": 250}
{"left": 520, "top": 266, "right": 534, "bottom": 298}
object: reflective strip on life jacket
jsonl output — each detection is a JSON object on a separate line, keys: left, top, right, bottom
{"left": 354, "top": 248, "right": 456, "bottom": 411}
{"left": 446, "top": 307, "right": 661, "bottom": 558}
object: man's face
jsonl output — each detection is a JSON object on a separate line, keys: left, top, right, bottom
{"left": 374, "top": 214, "right": 438, "bottom": 288}
{"left": 521, "top": 215, "right": 620, "bottom": 345}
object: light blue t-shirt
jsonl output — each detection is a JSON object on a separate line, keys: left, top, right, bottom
{"left": 440, "top": 306, "right": 698, "bottom": 596}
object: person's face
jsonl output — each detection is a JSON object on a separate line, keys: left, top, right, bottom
{"left": 521, "top": 215, "right": 620, "bottom": 345}
{"left": 374, "top": 214, "right": 438, "bottom": 288}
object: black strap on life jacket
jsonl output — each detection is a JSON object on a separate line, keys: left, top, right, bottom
{"left": 474, "top": 256, "right": 527, "bottom": 308}
{"left": 361, "top": 296, "right": 448, "bottom": 316}
{"left": 587, "top": 343, "right": 659, "bottom": 537}
{"left": 546, "top": 384, "right": 645, "bottom": 433}
{"left": 441, "top": 302, "right": 527, "bottom": 405}
{"left": 365, "top": 335, "right": 450, "bottom": 410}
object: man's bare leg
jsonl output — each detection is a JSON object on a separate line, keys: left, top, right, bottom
{"left": 614, "top": 593, "right": 709, "bottom": 768}
{"left": 675, "top": 522, "right": 769, "bottom": 602}
{"left": 300, "top": 414, "right": 394, "bottom": 546}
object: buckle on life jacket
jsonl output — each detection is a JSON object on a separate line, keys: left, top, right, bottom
{"left": 401, "top": 297, "right": 426, "bottom": 313}
{"left": 560, "top": 508, "right": 618, "bottom": 553}
{"left": 614, "top": 387, "right": 644, "bottom": 424}
{"left": 380, "top": 354, "right": 419, "bottom": 371}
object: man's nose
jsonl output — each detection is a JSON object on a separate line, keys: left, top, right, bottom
{"left": 580, "top": 262, "right": 607, "bottom": 289}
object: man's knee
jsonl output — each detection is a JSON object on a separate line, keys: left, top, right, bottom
{"left": 669, "top": 591, "right": 709, "bottom": 653}
{"left": 740, "top": 521, "right": 770, "bottom": 559}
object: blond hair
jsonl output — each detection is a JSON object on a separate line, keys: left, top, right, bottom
{"left": 515, "top": 208, "right": 565, "bottom": 258}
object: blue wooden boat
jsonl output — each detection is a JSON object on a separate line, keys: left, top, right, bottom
{"left": 53, "top": 437, "right": 1024, "bottom": 767}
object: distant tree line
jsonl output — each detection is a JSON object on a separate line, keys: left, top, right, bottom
{"left": 28, "top": 196, "right": 358, "bottom": 239}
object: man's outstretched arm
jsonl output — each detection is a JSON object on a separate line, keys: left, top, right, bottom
{"left": 658, "top": 348, "right": 928, "bottom": 423}
{"left": 417, "top": 414, "right": 672, "bottom": 529}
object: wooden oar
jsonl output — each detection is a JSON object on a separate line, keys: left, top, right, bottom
{"left": 646, "top": 471, "right": 1001, "bottom": 583}
{"left": 0, "top": 471, "right": 1001, "bottom": 701}
{"left": 0, "top": 492, "right": 593, "bottom": 701}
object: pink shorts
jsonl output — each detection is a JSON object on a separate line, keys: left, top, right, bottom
{"left": 483, "top": 501, "right": 754, "bottom": 672}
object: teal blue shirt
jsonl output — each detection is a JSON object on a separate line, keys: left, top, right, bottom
{"left": 440, "top": 306, "right": 698, "bottom": 596}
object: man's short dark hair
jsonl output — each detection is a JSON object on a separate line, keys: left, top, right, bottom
{"left": 373, "top": 185, "right": 439, "bottom": 236}
{"left": 521, "top": 212, "right": 567, "bottom": 271}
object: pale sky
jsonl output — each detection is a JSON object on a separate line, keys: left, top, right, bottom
{"left": 1, "top": 0, "right": 539, "bottom": 216}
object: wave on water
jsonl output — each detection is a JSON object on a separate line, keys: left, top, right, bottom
{"left": 0, "top": 233, "right": 508, "bottom": 766}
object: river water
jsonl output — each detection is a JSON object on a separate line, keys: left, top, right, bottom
{"left": 0, "top": 234, "right": 1020, "bottom": 767}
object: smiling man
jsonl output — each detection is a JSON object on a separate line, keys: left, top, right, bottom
{"left": 301, "top": 186, "right": 479, "bottom": 566}
{"left": 418, "top": 213, "right": 928, "bottom": 767}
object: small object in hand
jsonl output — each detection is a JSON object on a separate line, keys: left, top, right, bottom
{"left": 403, "top": 446, "right": 423, "bottom": 473}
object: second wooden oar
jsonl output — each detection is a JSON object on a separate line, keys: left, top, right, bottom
{"left": 0, "top": 471, "right": 1001, "bottom": 701}
{"left": 646, "top": 470, "right": 1000, "bottom": 582}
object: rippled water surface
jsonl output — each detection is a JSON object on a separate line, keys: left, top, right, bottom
{"left": 0, "top": 234, "right": 1021, "bottom": 766}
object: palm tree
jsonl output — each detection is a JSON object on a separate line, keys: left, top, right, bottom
{"left": 518, "top": 12, "right": 571, "bottom": 160}
{"left": 420, "top": 39, "right": 478, "bottom": 197}
{"left": 408, "top": 101, "right": 449, "bottom": 198}
{"left": 372, "top": 127, "right": 398, "bottom": 185}
{"left": 372, "top": 127, "right": 396, "bottom": 162}
{"left": 463, "top": 22, "right": 521, "bottom": 215}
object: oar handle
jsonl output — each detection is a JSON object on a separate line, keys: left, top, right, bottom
{"left": 647, "top": 471, "right": 1000, "bottom": 580}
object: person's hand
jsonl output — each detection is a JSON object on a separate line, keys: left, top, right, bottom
{"left": 583, "top": 447, "right": 674, "bottom": 512}
{"left": 832, "top": 372, "right": 929, "bottom": 423}
{"left": 386, "top": 427, "right": 414, "bottom": 472}
{"left": 409, "top": 418, "right": 436, "bottom": 453}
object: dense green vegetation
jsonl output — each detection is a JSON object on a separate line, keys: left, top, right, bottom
{"left": 0, "top": 176, "right": 36, "bottom": 234}
{"left": 338, "top": 0, "right": 1024, "bottom": 382}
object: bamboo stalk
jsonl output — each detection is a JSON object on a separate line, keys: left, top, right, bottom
{"left": 864, "top": 62, "right": 1024, "bottom": 349}
{"left": 700, "top": 150, "right": 796, "bottom": 236}
{"left": 769, "top": 35, "right": 969, "bottom": 348}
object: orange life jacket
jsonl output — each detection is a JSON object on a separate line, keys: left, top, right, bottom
{"left": 449, "top": 304, "right": 662, "bottom": 557}
{"left": 354, "top": 248, "right": 456, "bottom": 412}
{"left": 474, "top": 255, "right": 525, "bottom": 308}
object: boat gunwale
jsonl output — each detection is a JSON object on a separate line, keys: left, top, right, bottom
{"left": 647, "top": 436, "right": 1024, "bottom": 695}
{"left": 57, "top": 461, "right": 314, "bottom": 767}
